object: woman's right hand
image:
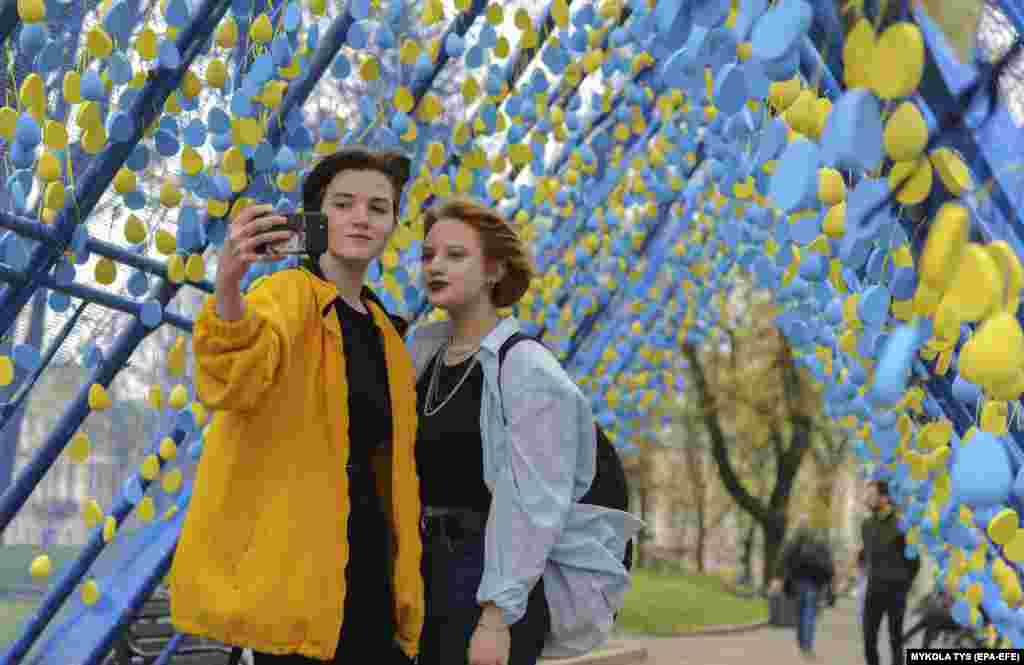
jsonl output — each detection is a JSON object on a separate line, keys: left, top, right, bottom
{"left": 214, "top": 204, "right": 294, "bottom": 321}
{"left": 216, "top": 204, "right": 294, "bottom": 288}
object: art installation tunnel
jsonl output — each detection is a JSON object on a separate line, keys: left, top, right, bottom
{"left": 0, "top": 0, "right": 1021, "bottom": 662}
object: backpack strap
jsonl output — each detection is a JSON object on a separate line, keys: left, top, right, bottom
{"left": 497, "top": 332, "right": 536, "bottom": 425}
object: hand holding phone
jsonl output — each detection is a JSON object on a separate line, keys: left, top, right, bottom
{"left": 258, "top": 212, "right": 328, "bottom": 256}
{"left": 216, "top": 204, "right": 295, "bottom": 320}
{"left": 219, "top": 205, "right": 292, "bottom": 278}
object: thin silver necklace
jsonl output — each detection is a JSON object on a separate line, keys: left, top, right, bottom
{"left": 423, "top": 340, "right": 478, "bottom": 417}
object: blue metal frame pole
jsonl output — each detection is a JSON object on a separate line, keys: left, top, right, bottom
{"left": 566, "top": 181, "right": 704, "bottom": 375}
{"left": 503, "top": 6, "right": 635, "bottom": 185}
{"left": 0, "top": 0, "right": 22, "bottom": 49}
{"left": 1, "top": 426, "right": 188, "bottom": 665}
{"left": 416, "top": 0, "right": 596, "bottom": 212}
{"left": 0, "top": 213, "right": 215, "bottom": 294}
{"left": 0, "top": 0, "right": 233, "bottom": 338}
{"left": 410, "top": 0, "right": 488, "bottom": 102}
{"left": 0, "top": 265, "right": 193, "bottom": 331}
{"left": 0, "top": 302, "right": 88, "bottom": 429}
{"left": 0, "top": 0, "right": 362, "bottom": 541}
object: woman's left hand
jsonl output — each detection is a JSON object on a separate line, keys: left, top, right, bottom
{"left": 467, "top": 621, "right": 511, "bottom": 665}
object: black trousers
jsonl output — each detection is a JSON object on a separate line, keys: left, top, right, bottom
{"left": 254, "top": 464, "right": 409, "bottom": 665}
{"left": 863, "top": 583, "right": 911, "bottom": 665}
{"left": 419, "top": 522, "right": 551, "bottom": 665}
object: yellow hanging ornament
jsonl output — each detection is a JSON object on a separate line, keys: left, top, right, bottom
{"left": 140, "top": 454, "right": 161, "bottom": 481}
{"left": 86, "top": 26, "right": 114, "bottom": 58}
{"left": 95, "top": 257, "right": 117, "bottom": 285}
{"left": 216, "top": 17, "right": 238, "bottom": 49}
{"left": 68, "top": 432, "right": 91, "bottom": 464}
{"left": 35, "top": 152, "right": 62, "bottom": 182}
{"left": 17, "top": 0, "right": 45, "bottom": 22}
{"left": 135, "top": 28, "right": 158, "bottom": 60}
{"left": 206, "top": 59, "right": 227, "bottom": 88}
{"left": 870, "top": 22, "right": 924, "bottom": 100}
{"left": 123, "top": 214, "right": 146, "bottom": 244}
{"left": 88, "top": 383, "right": 112, "bottom": 411}
{"left": 883, "top": 101, "right": 928, "bottom": 162}
{"left": 155, "top": 229, "right": 177, "bottom": 255}
{"left": 147, "top": 385, "right": 163, "bottom": 410}
{"left": 185, "top": 254, "right": 205, "bottom": 282}
{"left": 30, "top": 554, "right": 51, "bottom": 579}
{"left": 169, "top": 384, "right": 189, "bottom": 409}
{"left": 920, "top": 203, "right": 970, "bottom": 292}
{"left": 138, "top": 496, "right": 156, "bottom": 523}
{"left": 62, "top": 71, "right": 82, "bottom": 105}
{"left": 113, "top": 167, "right": 137, "bottom": 194}
{"left": 82, "top": 498, "right": 103, "bottom": 529}
{"left": 103, "top": 516, "right": 117, "bottom": 543}
{"left": 0, "top": 356, "right": 12, "bottom": 386}
{"left": 162, "top": 468, "right": 183, "bottom": 494}
{"left": 250, "top": 13, "right": 273, "bottom": 44}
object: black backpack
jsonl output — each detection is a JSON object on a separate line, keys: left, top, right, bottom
{"left": 798, "top": 539, "right": 833, "bottom": 579}
{"left": 498, "top": 333, "right": 634, "bottom": 571}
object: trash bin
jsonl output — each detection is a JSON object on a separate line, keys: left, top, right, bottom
{"left": 769, "top": 592, "right": 798, "bottom": 627}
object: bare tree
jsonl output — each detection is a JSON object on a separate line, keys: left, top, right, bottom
{"left": 681, "top": 281, "right": 818, "bottom": 590}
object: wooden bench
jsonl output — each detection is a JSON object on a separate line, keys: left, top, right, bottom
{"left": 104, "top": 586, "right": 243, "bottom": 665}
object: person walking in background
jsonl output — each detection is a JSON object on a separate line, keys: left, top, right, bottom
{"left": 861, "top": 480, "right": 921, "bottom": 665}
{"left": 776, "top": 521, "right": 836, "bottom": 661}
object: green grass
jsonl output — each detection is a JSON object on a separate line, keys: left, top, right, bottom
{"left": 0, "top": 598, "right": 39, "bottom": 647}
{"left": 616, "top": 567, "right": 768, "bottom": 636}
{"left": 0, "top": 544, "right": 84, "bottom": 590}
{"left": 0, "top": 544, "right": 85, "bottom": 647}
{"left": 0, "top": 532, "right": 155, "bottom": 647}
{"left": 0, "top": 549, "right": 771, "bottom": 644}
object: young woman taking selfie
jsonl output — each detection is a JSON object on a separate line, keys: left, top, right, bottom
{"left": 407, "top": 196, "right": 641, "bottom": 665}
{"left": 170, "top": 147, "right": 423, "bottom": 665}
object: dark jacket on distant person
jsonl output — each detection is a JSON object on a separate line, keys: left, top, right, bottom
{"left": 777, "top": 528, "right": 836, "bottom": 591}
{"left": 861, "top": 508, "right": 920, "bottom": 590}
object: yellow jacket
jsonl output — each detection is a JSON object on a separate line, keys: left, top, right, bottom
{"left": 169, "top": 267, "right": 423, "bottom": 660}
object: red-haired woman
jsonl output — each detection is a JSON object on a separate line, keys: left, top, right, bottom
{"left": 407, "top": 196, "right": 642, "bottom": 665}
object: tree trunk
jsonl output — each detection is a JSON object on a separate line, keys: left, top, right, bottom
{"left": 637, "top": 485, "right": 649, "bottom": 568}
{"left": 741, "top": 520, "right": 756, "bottom": 586}
{"left": 812, "top": 465, "right": 837, "bottom": 531}
{"left": 763, "top": 518, "right": 787, "bottom": 589}
{"left": 695, "top": 504, "right": 706, "bottom": 572}
{"left": 683, "top": 342, "right": 813, "bottom": 592}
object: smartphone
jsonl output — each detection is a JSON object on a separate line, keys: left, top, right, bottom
{"left": 259, "top": 212, "right": 328, "bottom": 255}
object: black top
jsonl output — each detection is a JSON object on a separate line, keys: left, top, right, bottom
{"left": 332, "top": 296, "right": 396, "bottom": 645}
{"left": 335, "top": 297, "right": 392, "bottom": 465}
{"left": 778, "top": 531, "right": 834, "bottom": 587}
{"left": 862, "top": 509, "right": 920, "bottom": 589}
{"left": 415, "top": 352, "right": 491, "bottom": 513}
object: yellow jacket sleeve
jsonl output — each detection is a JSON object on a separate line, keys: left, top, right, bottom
{"left": 193, "top": 270, "right": 314, "bottom": 412}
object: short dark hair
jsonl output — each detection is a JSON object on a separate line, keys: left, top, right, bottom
{"left": 302, "top": 146, "right": 412, "bottom": 220}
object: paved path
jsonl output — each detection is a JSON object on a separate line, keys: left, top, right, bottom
{"left": 612, "top": 597, "right": 901, "bottom": 665}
